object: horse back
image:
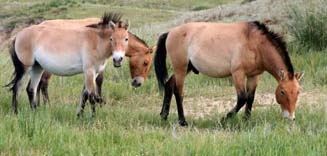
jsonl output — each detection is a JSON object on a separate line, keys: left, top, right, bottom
{"left": 40, "top": 18, "right": 101, "bottom": 29}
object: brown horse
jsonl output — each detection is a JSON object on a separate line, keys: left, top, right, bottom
{"left": 7, "top": 13, "right": 130, "bottom": 116}
{"left": 30, "top": 17, "right": 154, "bottom": 107}
{"left": 154, "top": 21, "right": 304, "bottom": 126}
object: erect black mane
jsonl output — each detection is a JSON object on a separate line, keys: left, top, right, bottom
{"left": 87, "top": 12, "right": 123, "bottom": 28}
{"left": 251, "top": 21, "right": 294, "bottom": 77}
{"left": 128, "top": 32, "right": 148, "bottom": 47}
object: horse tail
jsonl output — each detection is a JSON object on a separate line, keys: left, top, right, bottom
{"left": 6, "top": 39, "right": 26, "bottom": 92}
{"left": 154, "top": 32, "right": 169, "bottom": 91}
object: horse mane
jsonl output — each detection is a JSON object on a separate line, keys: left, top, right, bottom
{"left": 128, "top": 32, "right": 148, "bottom": 47}
{"left": 251, "top": 21, "right": 294, "bottom": 77}
{"left": 87, "top": 12, "right": 123, "bottom": 28}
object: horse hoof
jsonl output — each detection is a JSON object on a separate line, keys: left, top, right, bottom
{"left": 77, "top": 112, "right": 83, "bottom": 118}
{"left": 179, "top": 120, "right": 188, "bottom": 127}
{"left": 95, "top": 96, "right": 103, "bottom": 103}
{"left": 160, "top": 112, "right": 168, "bottom": 120}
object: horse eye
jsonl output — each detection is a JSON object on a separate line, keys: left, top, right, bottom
{"left": 143, "top": 61, "right": 148, "bottom": 66}
{"left": 280, "top": 90, "right": 285, "bottom": 96}
{"left": 110, "top": 37, "right": 113, "bottom": 41}
{"left": 125, "top": 38, "right": 128, "bottom": 42}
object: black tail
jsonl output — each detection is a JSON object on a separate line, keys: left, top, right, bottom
{"left": 6, "top": 39, "right": 26, "bottom": 92}
{"left": 154, "top": 32, "right": 169, "bottom": 91}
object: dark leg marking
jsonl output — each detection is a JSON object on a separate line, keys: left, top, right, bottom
{"left": 174, "top": 85, "right": 188, "bottom": 126}
{"left": 77, "top": 87, "right": 88, "bottom": 118}
{"left": 40, "top": 78, "right": 50, "bottom": 105}
{"left": 160, "top": 75, "right": 175, "bottom": 120}
{"left": 244, "top": 90, "right": 256, "bottom": 119}
{"left": 12, "top": 91, "right": 18, "bottom": 114}
{"left": 26, "top": 82, "right": 37, "bottom": 110}
{"left": 95, "top": 73, "right": 105, "bottom": 105}
{"left": 89, "top": 92, "right": 97, "bottom": 117}
{"left": 225, "top": 91, "right": 247, "bottom": 119}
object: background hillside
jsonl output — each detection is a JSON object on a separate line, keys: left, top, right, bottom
{"left": 0, "top": 0, "right": 326, "bottom": 155}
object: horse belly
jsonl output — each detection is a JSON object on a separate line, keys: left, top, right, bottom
{"left": 189, "top": 48, "right": 231, "bottom": 78}
{"left": 35, "top": 49, "right": 83, "bottom": 76}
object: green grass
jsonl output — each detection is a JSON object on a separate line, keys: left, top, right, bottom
{"left": 0, "top": 0, "right": 327, "bottom": 155}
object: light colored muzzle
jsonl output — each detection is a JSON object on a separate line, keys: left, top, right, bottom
{"left": 282, "top": 110, "right": 295, "bottom": 121}
{"left": 131, "top": 76, "right": 144, "bottom": 88}
{"left": 113, "top": 51, "right": 125, "bottom": 68}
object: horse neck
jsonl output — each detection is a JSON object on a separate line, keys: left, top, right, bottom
{"left": 260, "top": 44, "right": 290, "bottom": 81}
{"left": 87, "top": 28, "right": 112, "bottom": 58}
{"left": 125, "top": 38, "right": 148, "bottom": 57}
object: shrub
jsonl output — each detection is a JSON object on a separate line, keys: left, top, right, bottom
{"left": 287, "top": 3, "right": 327, "bottom": 51}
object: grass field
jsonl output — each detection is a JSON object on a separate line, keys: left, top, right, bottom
{"left": 0, "top": 0, "right": 326, "bottom": 156}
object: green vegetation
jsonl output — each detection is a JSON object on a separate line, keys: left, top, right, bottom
{"left": 287, "top": 2, "right": 327, "bottom": 51}
{"left": 0, "top": 0, "right": 326, "bottom": 156}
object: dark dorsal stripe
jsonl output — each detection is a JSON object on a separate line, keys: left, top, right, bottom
{"left": 251, "top": 21, "right": 294, "bottom": 77}
{"left": 128, "top": 32, "right": 148, "bottom": 47}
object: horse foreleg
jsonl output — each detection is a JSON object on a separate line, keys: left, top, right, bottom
{"left": 244, "top": 75, "right": 259, "bottom": 119}
{"left": 77, "top": 86, "right": 88, "bottom": 118}
{"left": 27, "top": 65, "right": 44, "bottom": 111}
{"left": 225, "top": 71, "right": 247, "bottom": 120}
{"left": 160, "top": 75, "right": 175, "bottom": 120}
{"left": 174, "top": 73, "right": 188, "bottom": 126}
{"left": 83, "top": 69, "right": 98, "bottom": 117}
{"left": 95, "top": 72, "right": 105, "bottom": 106}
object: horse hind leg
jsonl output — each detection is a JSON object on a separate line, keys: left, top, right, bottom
{"left": 6, "top": 42, "right": 28, "bottom": 114}
{"left": 26, "top": 64, "right": 44, "bottom": 110}
{"left": 174, "top": 71, "right": 188, "bottom": 126}
{"left": 160, "top": 75, "right": 175, "bottom": 120}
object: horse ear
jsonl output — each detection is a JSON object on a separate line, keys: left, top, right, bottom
{"left": 278, "top": 70, "right": 286, "bottom": 81}
{"left": 109, "top": 21, "right": 116, "bottom": 29}
{"left": 151, "top": 46, "right": 157, "bottom": 53}
{"left": 295, "top": 71, "right": 304, "bottom": 81}
{"left": 123, "top": 20, "right": 129, "bottom": 30}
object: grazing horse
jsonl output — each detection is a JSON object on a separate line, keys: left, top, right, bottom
{"left": 30, "top": 17, "right": 154, "bottom": 106}
{"left": 6, "top": 13, "right": 130, "bottom": 116}
{"left": 154, "top": 21, "right": 304, "bottom": 126}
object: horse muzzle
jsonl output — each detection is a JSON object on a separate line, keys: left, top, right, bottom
{"left": 282, "top": 110, "right": 296, "bottom": 121}
{"left": 113, "top": 51, "right": 125, "bottom": 68}
{"left": 113, "top": 57, "right": 123, "bottom": 67}
{"left": 131, "top": 76, "right": 144, "bottom": 88}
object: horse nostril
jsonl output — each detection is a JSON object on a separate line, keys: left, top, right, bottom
{"left": 119, "top": 57, "right": 123, "bottom": 62}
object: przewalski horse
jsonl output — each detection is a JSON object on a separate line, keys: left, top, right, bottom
{"left": 6, "top": 13, "right": 130, "bottom": 117}
{"left": 155, "top": 21, "right": 304, "bottom": 126}
{"left": 31, "top": 17, "right": 155, "bottom": 106}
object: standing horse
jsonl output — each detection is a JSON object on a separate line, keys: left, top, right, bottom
{"left": 7, "top": 13, "right": 129, "bottom": 117}
{"left": 155, "top": 21, "right": 304, "bottom": 126}
{"left": 30, "top": 17, "right": 154, "bottom": 106}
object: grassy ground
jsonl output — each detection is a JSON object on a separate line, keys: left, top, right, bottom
{"left": 0, "top": 0, "right": 326, "bottom": 156}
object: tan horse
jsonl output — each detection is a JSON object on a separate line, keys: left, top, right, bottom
{"left": 7, "top": 13, "right": 130, "bottom": 116}
{"left": 154, "top": 21, "right": 304, "bottom": 126}
{"left": 31, "top": 17, "right": 154, "bottom": 107}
